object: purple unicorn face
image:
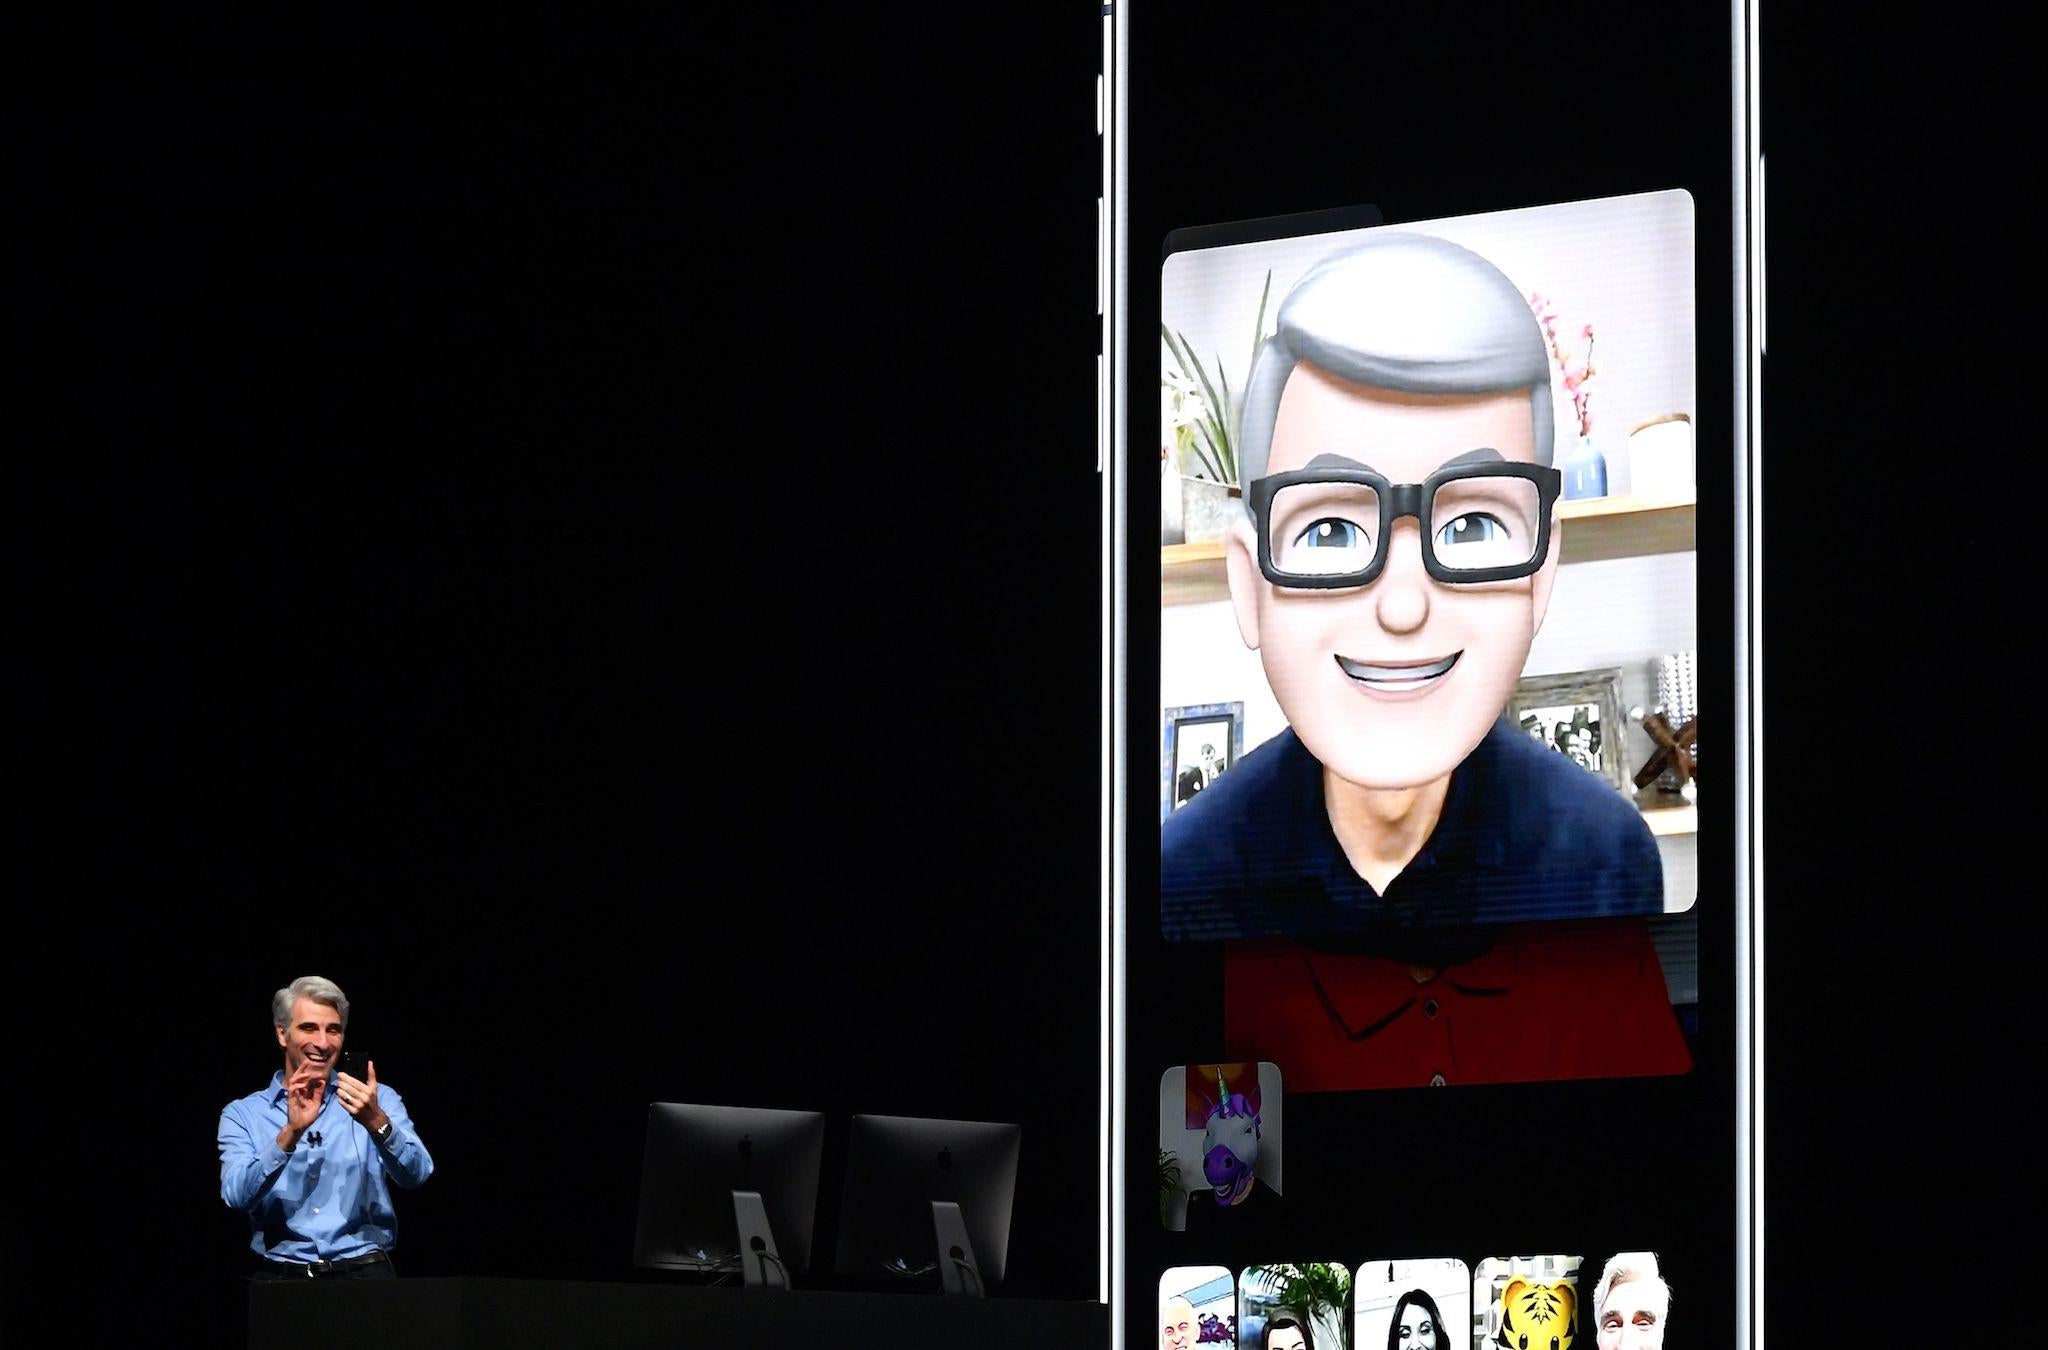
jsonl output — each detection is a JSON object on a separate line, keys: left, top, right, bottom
{"left": 1201, "top": 1092, "right": 1261, "bottom": 1203}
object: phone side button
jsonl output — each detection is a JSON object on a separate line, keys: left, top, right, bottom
{"left": 1096, "top": 354, "right": 1104, "bottom": 474}
{"left": 1758, "top": 153, "right": 1768, "bottom": 356}
{"left": 1096, "top": 196, "right": 1105, "bottom": 317}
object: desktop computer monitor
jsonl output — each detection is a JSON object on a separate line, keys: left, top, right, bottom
{"left": 632, "top": 1102, "right": 826, "bottom": 1287}
{"left": 835, "top": 1113, "right": 1022, "bottom": 1295}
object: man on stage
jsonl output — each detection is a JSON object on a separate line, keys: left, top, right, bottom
{"left": 218, "top": 975, "right": 434, "bottom": 1277}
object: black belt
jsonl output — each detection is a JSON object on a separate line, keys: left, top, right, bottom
{"left": 284, "top": 1250, "right": 391, "bottom": 1278}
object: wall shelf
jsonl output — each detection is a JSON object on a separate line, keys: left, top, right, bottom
{"left": 1160, "top": 489, "right": 1695, "bottom": 605}
{"left": 1161, "top": 540, "right": 1230, "bottom": 606}
{"left": 1641, "top": 801, "right": 1698, "bottom": 836}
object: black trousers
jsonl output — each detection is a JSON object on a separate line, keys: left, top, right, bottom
{"left": 247, "top": 1250, "right": 396, "bottom": 1281}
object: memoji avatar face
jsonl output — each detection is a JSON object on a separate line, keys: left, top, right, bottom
{"left": 1495, "top": 1277, "right": 1576, "bottom": 1350}
{"left": 1225, "top": 239, "right": 1559, "bottom": 793}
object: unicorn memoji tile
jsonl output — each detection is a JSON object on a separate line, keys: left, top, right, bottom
{"left": 1157, "top": 1061, "right": 1283, "bottom": 1232}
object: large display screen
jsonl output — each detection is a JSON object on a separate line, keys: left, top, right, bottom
{"left": 1112, "top": 5, "right": 1749, "bottom": 1346}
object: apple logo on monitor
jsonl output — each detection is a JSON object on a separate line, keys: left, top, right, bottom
{"left": 737, "top": 1134, "right": 753, "bottom": 1161}
{"left": 937, "top": 1146, "right": 953, "bottom": 1174}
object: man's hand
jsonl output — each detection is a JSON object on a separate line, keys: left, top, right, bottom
{"left": 279, "top": 1063, "right": 324, "bottom": 1150}
{"left": 334, "top": 1060, "right": 389, "bottom": 1133}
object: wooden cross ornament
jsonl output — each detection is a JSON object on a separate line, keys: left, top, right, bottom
{"left": 1633, "top": 710, "right": 1698, "bottom": 790}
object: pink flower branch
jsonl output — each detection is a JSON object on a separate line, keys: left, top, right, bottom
{"left": 1529, "top": 292, "right": 1598, "bottom": 438}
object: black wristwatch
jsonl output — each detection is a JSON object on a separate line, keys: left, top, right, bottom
{"left": 373, "top": 1121, "right": 395, "bottom": 1145}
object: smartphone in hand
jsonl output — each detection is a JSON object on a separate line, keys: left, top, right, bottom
{"left": 337, "top": 1050, "right": 371, "bottom": 1083}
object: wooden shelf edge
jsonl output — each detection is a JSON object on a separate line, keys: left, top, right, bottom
{"left": 1557, "top": 489, "right": 1696, "bottom": 521}
{"left": 1641, "top": 802, "right": 1698, "bottom": 836}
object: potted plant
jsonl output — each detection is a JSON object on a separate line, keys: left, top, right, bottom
{"left": 1161, "top": 270, "right": 1273, "bottom": 543}
{"left": 1241, "top": 1262, "right": 1353, "bottom": 1348}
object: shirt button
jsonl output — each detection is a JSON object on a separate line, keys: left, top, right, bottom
{"left": 1429, "top": 1073, "right": 1447, "bottom": 1087}
{"left": 313, "top": 1207, "right": 321, "bottom": 1214}
{"left": 1423, "top": 998, "right": 1439, "bottom": 1019}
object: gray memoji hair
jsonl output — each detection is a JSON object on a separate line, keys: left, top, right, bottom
{"left": 1236, "top": 232, "right": 1555, "bottom": 486}
{"left": 273, "top": 975, "right": 350, "bottom": 1030}
{"left": 1592, "top": 1251, "right": 1669, "bottom": 1323}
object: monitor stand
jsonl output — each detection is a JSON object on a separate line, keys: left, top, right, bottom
{"left": 932, "top": 1200, "right": 985, "bottom": 1297}
{"left": 731, "top": 1191, "right": 790, "bottom": 1290}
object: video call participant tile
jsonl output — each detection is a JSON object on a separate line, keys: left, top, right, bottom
{"left": 1158, "top": 1061, "right": 1283, "bottom": 1231}
{"left": 1355, "top": 1258, "right": 1469, "bottom": 1350}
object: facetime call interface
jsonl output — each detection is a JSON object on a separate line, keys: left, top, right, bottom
{"left": 1158, "top": 192, "right": 1700, "bottom": 1093}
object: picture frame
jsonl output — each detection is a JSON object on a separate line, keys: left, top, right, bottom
{"left": 1162, "top": 702, "right": 1244, "bottom": 820}
{"left": 1507, "top": 668, "right": 1630, "bottom": 795}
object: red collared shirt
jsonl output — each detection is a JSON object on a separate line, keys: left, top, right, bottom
{"left": 1223, "top": 919, "right": 1690, "bottom": 1091}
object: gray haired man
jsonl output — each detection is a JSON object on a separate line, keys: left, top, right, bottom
{"left": 218, "top": 975, "right": 434, "bottom": 1277}
{"left": 1594, "top": 1251, "right": 1670, "bottom": 1349}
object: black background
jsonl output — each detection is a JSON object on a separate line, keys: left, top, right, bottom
{"left": 15, "top": 5, "right": 2004, "bottom": 1346}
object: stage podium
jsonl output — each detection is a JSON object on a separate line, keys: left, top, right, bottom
{"left": 249, "top": 1278, "right": 1108, "bottom": 1349}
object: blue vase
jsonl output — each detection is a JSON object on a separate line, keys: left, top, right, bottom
{"left": 1562, "top": 435, "right": 1608, "bottom": 499}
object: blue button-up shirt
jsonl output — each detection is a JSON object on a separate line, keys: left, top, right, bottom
{"left": 218, "top": 1070, "right": 435, "bottom": 1263}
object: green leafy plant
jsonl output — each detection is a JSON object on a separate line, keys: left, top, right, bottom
{"left": 1256, "top": 1262, "right": 1353, "bottom": 1332}
{"left": 1157, "top": 1150, "right": 1182, "bottom": 1228}
{"left": 1161, "top": 269, "right": 1274, "bottom": 486}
